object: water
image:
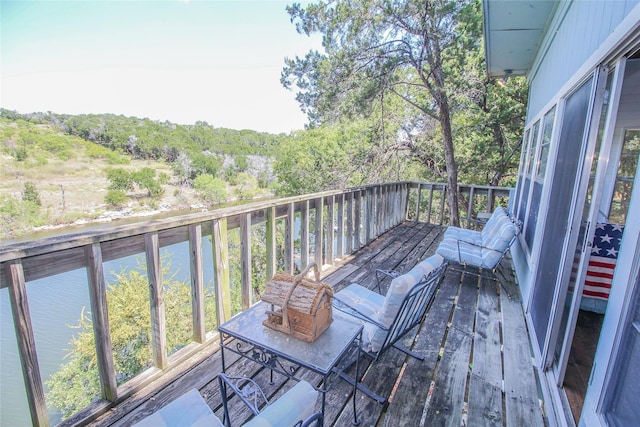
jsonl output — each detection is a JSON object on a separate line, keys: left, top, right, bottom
{"left": 0, "top": 215, "right": 348, "bottom": 426}
{"left": 0, "top": 240, "right": 213, "bottom": 427}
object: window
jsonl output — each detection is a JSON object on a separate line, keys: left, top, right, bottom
{"left": 517, "top": 122, "right": 539, "bottom": 227}
{"left": 609, "top": 129, "right": 640, "bottom": 223}
{"left": 604, "top": 268, "right": 640, "bottom": 426}
{"left": 514, "top": 128, "right": 531, "bottom": 220}
{"left": 523, "top": 107, "right": 556, "bottom": 250}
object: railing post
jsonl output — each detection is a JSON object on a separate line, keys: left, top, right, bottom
{"left": 325, "top": 195, "right": 335, "bottom": 265}
{"left": 188, "top": 225, "right": 206, "bottom": 343}
{"left": 365, "top": 187, "right": 373, "bottom": 244}
{"left": 285, "top": 202, "right": 295, "bottom": 274}
{"left": 467, "top": 186, "right": 475, "bottom": 228}
{"left": 5, "top": 260, "right": 49, "bottom": 427}
{"left": 145, "top": 232, "right": 167, "bottom": 369}
{"left": 381, "top": 185, "right": 388, "bottom": 232}
{"left": 85, "top": 243, "right": 118, "bottom": 400}
{"left": 240, "top": 213, "right": 252, "bottom": 310}
{"left": 212, "top": 218, "right": 231, "bottom": 324}
{"left": 301, "top": 200, "right": 310, "bottom": 269}
{"left": 314, "top": 197, "right": 324, "bottom": 268}
{"left": 439, "top": 184, "right": 446, "bottom": 225}
{"left": 354, "top": 190, "right": 362, "bottom": 251}
{"left": 415, "top": 183, "right": 422, "bottom": 222}
{"left": 265, "top": 206, "right": 276, "bottom": 282}
{"left": 427, "top": 184, "right": 434, "bottom": 224}
{"left": 346, "top": 191, "right": 354, "bottom": 255}
{"left": 336, "top": 193, "right": 345, "bottom": 259}
{"left": 403, "top": 183, "right": 410, "bottom": 223}
{"left": 488, "top": 187, "right": 495, "bottom": 212}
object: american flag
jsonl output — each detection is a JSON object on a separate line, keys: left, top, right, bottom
{"left": 583, "top": 223, "right": 624, "bottom": 300}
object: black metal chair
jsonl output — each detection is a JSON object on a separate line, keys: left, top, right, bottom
{"left": 218, "top": 373, "right": 322, "bottom": 427}
{"left": 332, "top": 255, "right": 447, "bottom": 403}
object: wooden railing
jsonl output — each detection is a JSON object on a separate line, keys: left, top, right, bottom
{"left": 0, "top": 181, "right": 511, "bottom": 426}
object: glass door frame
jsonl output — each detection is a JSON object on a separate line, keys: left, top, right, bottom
{"left": 544, "top": 59, "right": 627, "bottom": 426}
{"left": 538, "top": 68, "right": 603, "bottom": 370}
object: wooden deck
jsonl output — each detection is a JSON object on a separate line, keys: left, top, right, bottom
{"left": 89, "top": 221, "right": 546, "bottom": 427}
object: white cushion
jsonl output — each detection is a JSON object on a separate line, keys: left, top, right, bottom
{"left": 132, "top": 389, "right": 223, "bottom": 427}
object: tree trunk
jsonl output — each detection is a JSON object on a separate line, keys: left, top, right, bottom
{"left": 437, "top": 96, "right": 460, "bottom": 227}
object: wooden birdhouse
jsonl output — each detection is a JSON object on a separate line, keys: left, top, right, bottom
{"left": 262, "top": 263, "right": 334, "bottom": 342}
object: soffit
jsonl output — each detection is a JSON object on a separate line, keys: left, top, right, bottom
{"left": 483, "top": 0, "right": 558, "bottom": 78}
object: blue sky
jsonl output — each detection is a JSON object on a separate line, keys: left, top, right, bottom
{"left": 1, "top": 0, "right": 323, "bottom": 134}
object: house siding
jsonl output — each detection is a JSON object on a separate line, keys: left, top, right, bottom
{"left": 527, "top": 0, "right": 639, "bottom": 122}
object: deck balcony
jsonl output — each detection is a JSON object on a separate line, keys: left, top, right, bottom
{"left": 0, "top": 182, "right": 545, "bottom": 426}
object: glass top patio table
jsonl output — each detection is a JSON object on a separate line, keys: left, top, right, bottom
{"left": 218, "top": 301, "right": 363, "bottom": 375}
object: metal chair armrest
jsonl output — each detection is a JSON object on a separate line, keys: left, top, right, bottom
{"left": 333, "top": 296, "right": 388, "bottom": 330}
{"left": 296, "top": 412, "right": 323, "bottom": 427}
{"left": 218, "top": 373, "right": 268, "bottom": 426}
{"left": 375, "top": 268, "right": 401, "bottom": 293}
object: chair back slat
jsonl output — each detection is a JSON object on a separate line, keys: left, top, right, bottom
{"left": 378, "top": 262, "right": 447, "bottom": 357}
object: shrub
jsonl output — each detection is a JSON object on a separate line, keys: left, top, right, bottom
{"left": 106, "top": 168, "right": 134, "bottom": 191}
{"left": 105, "top": 189, "right": 128, "bottom": 207}
{"left": 13, "top": 147, "right": 28, "bottom": 161}
{"left": 22, "top": 182, "right": 41, "bottom": 206}
{"left": 132, "top": 167, "right": 165, "bottom": 198}
{"left": 193, "top": 174, "right": 228, "bottom": 205}
{"left": 0, "top": 195, "right": 44, "bottom": 238}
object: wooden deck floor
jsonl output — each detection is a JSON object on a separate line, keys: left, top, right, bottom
{"left": 90, "top": 221, "right": 546, "bottom": 427}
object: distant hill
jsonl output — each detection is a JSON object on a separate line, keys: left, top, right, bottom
{"left": 0, "top": 109, "right": 281, "bottom": 240}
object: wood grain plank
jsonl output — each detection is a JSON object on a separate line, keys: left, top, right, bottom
{"left": 354, "top": 190, "right": 362, "bottom": 251}
{"left": 452, "top": 270, "right": 479, "bottom": 335}
{"left": 472, "top": 276, "right": 502, "bottom": 388}
{"left": 336, "top": 193, "right": 345, "bottom": 260}
{"left": 423, "top": 327, "right": 472, "bottom": 427}
{"left": 85, "top": 244, "right": 118, "bottom": 401}
{"left": 285, "top": 202, "right": 295, "bottom": 274}
{"left": 301, "top": 200, "right": 310, "bottom": 269}
{"left": 380, "top": 267, "right": 461, "bottom": 426}
{"left": 5, "top": 260, "right": 50, "bottom": 427}
{"left": 265, "top": 207, "right": 276, "bottom": 281}
{"left": 240, "top": 214, "right": 252, "bottom": 310}
{"left": 501, "top": 277, "right": 544, "bottom": 426}
{"left": 189, "top": 224, "right": 206, "bottom": 342}
{"left": 314, "top": 197, "right": 324, "bottom": 268}
{"left": 145, "top": 232, "right": 167, "bottom": 369}
{"left": 467, "top": 375, "right": 503, "bottom": 427}
{"left": 325, "top": 195, "right": 335, "bottom": 265}
{"left": 415, "top": 183, "right": 422, "bottom": 221}
{"left": 212, "top": 219, "right": 231, "bottom": 324}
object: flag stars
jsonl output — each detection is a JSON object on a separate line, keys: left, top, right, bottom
{"left": 607, "top": 247, "right": 618, "bottom": 257}
{"left": 600, "top": 234, "right": 613, "bottom": 244}
{"left": 591, "top": 245, "right": 602, "bottom": 255}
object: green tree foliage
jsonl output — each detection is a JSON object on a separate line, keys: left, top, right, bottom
{"left": 131, "top": 167, "right": 165, "bottom": 198}
{"left": 22, "top": 182, "right": 42, "bottom": 206}
{"left": 282, "top": 0, "right": 482, "bottom": 224}
{"left": 193, "top": 174, "right": 228, "bottom": 205}
{"left": 46, "top": 263, "right": 218, "bottom": 419}
{"left": 190, "top": 152, "right": 223, "bottom": 178}
{"left": 106, "top": 168, "right": 134, "bottom": 191}
{"left": 105, "top": 189, "right": 128, "bottom": 207}
{"left": 282, "top": 0, "right": 527, "bottom": 224}
{"left": 274, "top": 122, "right": 379, "bottom": 195}
{"left": 106, "top": 167, "right": 166, "bottom": 198}
{"left": 234, "top": 173, "right": 261, "bottom": 200}
{"left": 0, "top": 195, "right": 45, "bottom": 236}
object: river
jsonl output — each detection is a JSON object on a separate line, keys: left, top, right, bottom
{"left": 0, "top": 216, "right": 332, "bottom": 426}
{"left": 0, "top": 239, "right": 214, "bottom": 426}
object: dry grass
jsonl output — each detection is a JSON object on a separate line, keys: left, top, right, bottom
{"left": 0, "top": 144, "right": 201, "bottom": 240}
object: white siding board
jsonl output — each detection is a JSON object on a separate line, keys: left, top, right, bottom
{"left": 527, "top": 0, "right": 635, "bottom": 121}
